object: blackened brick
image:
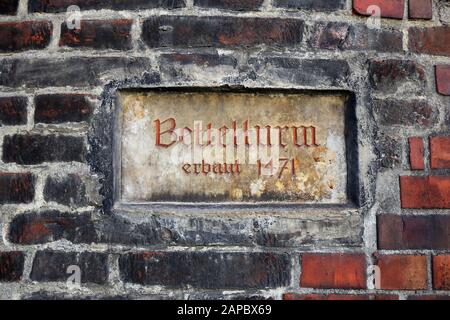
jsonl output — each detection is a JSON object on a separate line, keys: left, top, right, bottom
{"left": 60, "top": 19, "right": 132, "bottom": 50}
{"left": 44, "top": 174, "right": 88, "bottom": 206}
{"left": 142, "top": 16, "right": 304, "bottom": 48}
{"left": 309, "top": 22, "right": 402, "bottom": 53}
{"left": 119, "top": 252, "right": 291, "bottom": 289}
{"left": 0, "top": 252, "right": 24, "bottom": 282}
{"left": 373, "top": 99, "right": 437, "bottom": 128}
{"left": 0, "top": 21, "right": 52, "bottom": 52}
{"left": 249, "top": 57, "right": 349, "bottom": 87}
{"left": 0, "top": 96, "right": 27, "bottom": 125}
{"left": 378, "top": 215, "right": 450, "bottom": 250}
{"left": 29, "top": 0, "right": 186, "bottom": 12}
{"left": 31, "top": 250, "right": 108, "bottom": 284}
{"left": 35, "top": 94, "right": 92, "bottom": 124}
{"left": 0, "top": 0, "right": 19, "bottom": 15}
{"left": 0, "top": 173, "right": 35, "bottom": 204}
{"left": 273, "top": 0, "right": 346, "bottom": 11}
{"left": 3, "top": 134, "right": 86, "bottom": 164}
{"left": 194, "top": 0, "right": 263, "bottom": 11}
{"left": 8, "top": 211, "right": 97, "bottom": 245}
{"left": 0, "top": 57, "right": 153, "bottom": 88}
{"left": 369, "top": 60, "right": 427, "bottom": 94}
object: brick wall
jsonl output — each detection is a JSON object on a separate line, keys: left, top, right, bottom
{"left": 0, "top": 0, "right": 449, "bottom": 300}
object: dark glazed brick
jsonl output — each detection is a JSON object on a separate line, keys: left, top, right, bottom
{"left": 0, "top": 252, "right": 24, "bottom": 282}
{"left": 409, "top": 27, "right": 450, "bottom": 57}
{"left": 29, "top": 0, "right": 186, "bottom": 12}
{"left": 119, "top": 252, "right": 291, "bottom": 289}
{"left": 142, "top": 16, "right": 304, "bottom": 48}
{"left": 3, "top": 135, "right": 86, "bottom": 164}
{"left": 0, "top": 96, "right": 27, "bottom": 125}
{"left": 161, "top": 53, "right": 238, "bottom": 67}
{"left": 31, "top": 251, "right": 108, "bottom": 284}
{"left": 0, "top": 21, "right": 52, "bottom": 52}
{"left": 369, "top": 60, "right": 426, "bottom": 94}
{"left": 0, "top": 0, "right": 19, "bottom": 15}
{"left": 373, "top": 99, "right": 436, "bottom": 128}
{"left": 44, "top": 174, "right": 88, "bottom": 206}
{"left": 194, "top": 0, "right": 263, "bottom": 11}
{"left": 0, "top": 173, "right": 35, "bottom": 204}
{"left": 8, "top": 211, "right": 96, "bottom": 245}
{"left": 0, "top": 57, "right": 153, "bottom": 88}
{"left": 273, "top": 0, "right": 346, "bottom": 11}
{"left": 309, "top": 22, "right": 403, "bottom": 53}
{"left": 60, "top": 19, "right": 132, "bottom": 50}
{"left": 35, "top": 94, "right": 92, "bottom": 124}
{"left": 378, "top": 215, "right": 450, "bottom": 250}
{"left": 249, "top": 58, "right": 350, "bottom": 87}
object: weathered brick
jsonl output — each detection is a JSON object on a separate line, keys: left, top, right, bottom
{"left": 378, "top": 215, "right": 450, "bottom": 250}
{"left": 44, "top": 174, "right": 89, "bottom": 206}
{"left": 35, "top": 94, "right": 92, "bottom": 124}
{"left": 8, "top": 211, "right": 97, "bottom": 245}
{"left": 373, "top": 99, "right": 436, "bottom": 128}
{"left": 409, "top": 0, "right": 433, "bottom": 19}
{"left": 161, "top": 53, "right": 238, "bottom": 68}
{"left": 430, "top": 136, "right": 450, "bottom": 169}
{"left": 249, "top": 57, "right": 349, "bottom": 87}
{"left": 0, "top": 173, "right": 35, "bottom": 204}
{"left": 433, "top": 255, "right": 450, "bottom": 290}
{"left": 400, "top": 176, "right": 450, "bottom": 209}
{"left": 376, "top": 134, "right": 402, "bottom": 169}
{"left": 142, "top": 16, "right": 304, "bottom": 48}
{"left": 300, "top": 253, "right": 366, "bottom": 289}
{"left": 409, "top": 137, "right": 425, "bottom": 170}
{"left": 0, "top": 252, "right": 24, "bottom": 282}
{"left": 273, "top": 0, "right": 346, "bottom": 11}
{"left": 436, "top": 65, "right": 450, "bottom": 96}
{"left": 0, "top": 96, "right": 27, "bottom": 125}
{"left": 0, "top": 21, "right": 52, "bottom": 52}
{"left": 283, "top": 293, "right": 398, "bottom": 300}
{"left": 119, "top": 252, "right": 291, "bottom": 289}
{"left": 0, "top": 57, "right": 154, "bottom": 88}
{"left": 3, "top": 134, "right": 86, "bottom": 164}
{"left": 309, "top": 22, "right": 402, "bottom": 52}
{"left": 194, "top": 0, "right": 263, "bottom": 11}
{"left": 368, "top": 60, "right": 426, "bottom": 94}
{"left": 375, "top": 254, "right": 427, "bottom": 290}
{"left": 353, "top": 0, "right": 405, "bottom": 19}
{"left": 408, "top": 295, "right": 450, "bottom": 300}
{"left": 0, "top": 0, "right": 19, "bottom": 15}
{"left": 60, "top": 19, "right": 132, "bottom": 50}
{"left": 31, "top": 250, "right": 108, "bottom": 284}
{"left": 29, "top": 0, "right": 186, "bottom": 12}
{"left": 409, "top": 27, "right": 450, "bottom": 57}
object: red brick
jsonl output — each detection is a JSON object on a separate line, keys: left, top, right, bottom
{"left": 300, "top": 253, "right": 366, "bottom": 289}
{"left": 409, "top": 27, "right": 450, "bottom": 57}
{"left": 430, "top": 136, "right": 450, "bottom": 169}
{"left": 0, "top": 251, "right": 24, "bottom": 282}
{"left": 283, "top": 293, "right": 398, "bottom": 300}
{"left": 60, "top": 19, "right": 132, "bottom": 50}
{"left": 436, "top": 65, "right": 450, "bottom": 96}
{"left": 375, "top": 254, "right": 427, "bottom": 290}
{"left": 0, "top": 21, "right": 52, "bottom": 52}
{"left": 408, "top": 137, "right": 425, "bottom": 170}
{"left": 378, "top": 215, "right": 450, "bottom": 250}
{"left": 353, "top": 0, "right": 405, "bottom": 19}
{"left": 409, "top": 0, "right": 432, "bottom": 19}
{"left": 433, "top": 255, "right": 450, "bottom": 290}
{"left": 400, "top": 176, "right": 450, "bottom": 209}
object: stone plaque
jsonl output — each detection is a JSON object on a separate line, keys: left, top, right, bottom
{"left": 118, "top": 91, "right": 349, "bottom": 204}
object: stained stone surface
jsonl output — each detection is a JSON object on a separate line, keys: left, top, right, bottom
{"left": 119, "top": 91, "right": 348, "bottom": 203}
